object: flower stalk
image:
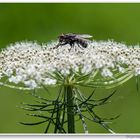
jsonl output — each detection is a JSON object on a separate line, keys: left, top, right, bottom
{"left": 65, "top": 85, "right": 75, "bottom": 133}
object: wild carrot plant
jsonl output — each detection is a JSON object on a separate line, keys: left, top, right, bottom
{"left": 0, "top": 39, "right": 139, "bottom": 133}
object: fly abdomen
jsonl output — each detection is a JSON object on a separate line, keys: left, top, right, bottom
{"left": 77, "top": 39, "right": 88, "bottom": 48}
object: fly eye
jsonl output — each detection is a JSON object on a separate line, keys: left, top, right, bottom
{"left": 59, "top": 38, "right": 64, "bottom": 42}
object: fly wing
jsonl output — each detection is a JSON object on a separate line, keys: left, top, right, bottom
{"left": 76, "top": 37, "right": 91, "bottom": 43}
{"left": 76, "top": 34, "right": 93, "bottom": 39}
{"left": 65, "top": 33, "right": 77, "bottom": 37}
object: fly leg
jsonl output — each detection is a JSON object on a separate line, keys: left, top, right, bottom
{"left": 77, "top": 43, "right": 84, "bottom": 50}
{"left": 53, "top": 42, "right": 67, "bottom": 49}
{"left": 69, "top": 42, "right": 74, "bottom": 51}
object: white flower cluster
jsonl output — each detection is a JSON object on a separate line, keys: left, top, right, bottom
{"left": 0, "top": 40, "right": 139, "bottom": 89}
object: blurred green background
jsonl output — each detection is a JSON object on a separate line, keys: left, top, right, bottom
{"left": 0, "top": 3, "right": 140, "bottom": 133}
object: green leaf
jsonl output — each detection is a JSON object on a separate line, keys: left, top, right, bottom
{"left": 26, "top": 113, "right": 52, "bottom": 119}
{"left": 19, "top": 120, "right": 47, "bottom": 126}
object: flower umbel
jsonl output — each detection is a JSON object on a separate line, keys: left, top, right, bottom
{"left": 0, "top": 40, "right": 139, "bottom": 89}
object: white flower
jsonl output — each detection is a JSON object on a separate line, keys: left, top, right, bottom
{"left": 5, "top": 69, "right": 13, "bottom": 76}
{"left": 1, "top": 40, "right": 140, "bottom": 89}
{"left": 81, "top": 64, "right": 92, "bottom": 74}
{"left": 60, "top": 69, "right": 70, "bottom": 76}
{"left": 101, "top": 68, "right": 113, "bottom": 77}
{"left": 24, "top": 80, "right": 38, "bottom": 89}
{"left": 118, "top": 66, "right": 125, "bottom": 73}
{"left": 95, "top": 61, "right": 104, "bottom": 69}
{"left": 117, "top": 56, "right": 127, "bottom": 64}
{"left": 26, "top": 65, "right": 36, "bottom": 76}
{"left": 44, "top": 78, "right": 57, "bottom": 85}
{"left": 9, "top": 75, "right": 23, "bottom": 84}
{"left": 134, "top": 68, "right": 140, "bottom": 76}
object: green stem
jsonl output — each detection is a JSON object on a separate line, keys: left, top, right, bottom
{"left": 65, "top": 85, "right": 75, "bottom": 133}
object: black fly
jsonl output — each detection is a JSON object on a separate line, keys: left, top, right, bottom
{"left": 54, "top": 33, "right": 92, "bottom": 49}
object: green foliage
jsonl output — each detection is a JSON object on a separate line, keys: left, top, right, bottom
{"left": 19, "top": 87, "right": 118, "bottom": 133}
